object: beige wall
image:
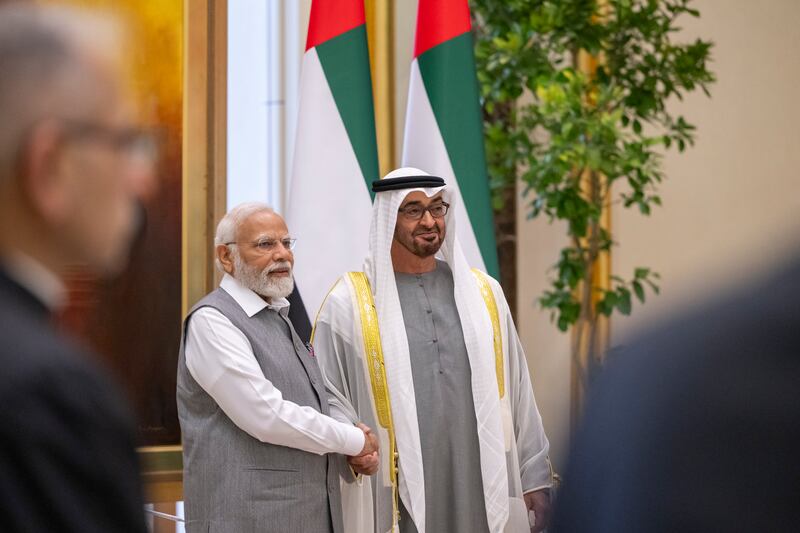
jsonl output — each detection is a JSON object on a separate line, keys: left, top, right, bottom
{"left": 613, "top": 0, "right": 800, "bottom": 340}
{"left": 516, "top": 213, "right": 574, "bottom": 473}
{"left": 519, "top": 0, "right": 800, "bottom": 473}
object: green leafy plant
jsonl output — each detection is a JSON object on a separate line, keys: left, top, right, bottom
{"left": 472, "top": 0, "right": 714, "bottom": 362}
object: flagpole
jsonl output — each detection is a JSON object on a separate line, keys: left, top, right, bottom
{"left": 365, "top": 0, "right": 395, "bottom": 175}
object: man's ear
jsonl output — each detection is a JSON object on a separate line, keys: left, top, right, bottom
{"left": 216, "top": 244, "right": 235, "bottom": 275}
{"left": 19, "top": 121, "right": 70, "bottom": 224}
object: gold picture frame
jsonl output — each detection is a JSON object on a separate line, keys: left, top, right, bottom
{"left": 141, "top": 0, "right": 227, "bottom": 505}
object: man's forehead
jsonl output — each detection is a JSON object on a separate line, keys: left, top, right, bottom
{"left": 400, "top": 190, "right": 444, "bottom": 205}
{"left": 239, "top": 211, "right": 287, "bottom": 236}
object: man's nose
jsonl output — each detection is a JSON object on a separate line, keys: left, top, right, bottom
{"left": 273, "top": 241, "right": 293, "bottom": 261}
{"left": 419, "top": 209, "right": 436, "bottom": 226}
{"left": 125, "top": 152, "right": 158, "bottom": 201}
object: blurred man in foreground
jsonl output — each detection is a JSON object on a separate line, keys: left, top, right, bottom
{"left": 554, "top": 253, "right": 800, "bottom": 532}
{"left": 0, "top": 4, "right": 155, "bottom": 532}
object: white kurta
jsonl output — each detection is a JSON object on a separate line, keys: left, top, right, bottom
{"left": 313, "top": 269, "right": 552, "bottom": 533}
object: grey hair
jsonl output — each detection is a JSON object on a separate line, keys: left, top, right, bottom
{"left": 214, "top": 202, "right": 275, "bottom": 273}
{"left": 0, "top": 4, "right": 122, "bottom": 183}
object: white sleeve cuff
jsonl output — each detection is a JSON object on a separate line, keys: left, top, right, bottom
{"left": 340, "top": 424, "right": 365, "bottom": 456}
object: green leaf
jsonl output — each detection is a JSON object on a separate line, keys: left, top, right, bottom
{"left": 633, "top": 280, "right": 645, "bottom": 303}
{"left": 598, "top": 291, "right": 617, "bottom": 316}
{"left": 645, "top": 279, "right": 661, "bottom": 295}
{"left": 617, "top": 289, "right": 633, "bottom": 315}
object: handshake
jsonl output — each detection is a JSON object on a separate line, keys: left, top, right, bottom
{"left": 347, "top": 422, "right": 380, "bottom": 476}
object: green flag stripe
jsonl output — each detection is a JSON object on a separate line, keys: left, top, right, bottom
{"left": 316, "top": 25, "right": 379, "bottom": 199}
{"left": 416, "top": 32, "right": 499, "bottom": 278}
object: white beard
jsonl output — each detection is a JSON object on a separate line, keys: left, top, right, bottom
{"left": 233, "top": 254, "right": 294, "bottom": 299}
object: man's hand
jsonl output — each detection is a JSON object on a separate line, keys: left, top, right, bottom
{"left": 356, "top": 422, "right": 379, "bottom": 456}
{"left": 524, "top": 489, "right": 551, "bottom": 533}
{"left": 348, "top": 423, "right": 380, "bottom": 476}
{"left": 348, "top": 451, "right": 379, "bottom": 475}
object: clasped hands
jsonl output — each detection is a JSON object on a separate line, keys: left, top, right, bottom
{"left": 347, "top": 422, "right": 380, "bottom": 476}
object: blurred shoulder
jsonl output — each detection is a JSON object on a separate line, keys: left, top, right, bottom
{"left": 0, "top": 301, "right": 133, "bottom": 432}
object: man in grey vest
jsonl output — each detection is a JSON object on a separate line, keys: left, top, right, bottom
{"left": 177, "top": 202, "right": 379, "bottom": 533}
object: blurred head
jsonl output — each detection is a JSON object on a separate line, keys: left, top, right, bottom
{"left": 0, "top": 4, "right": 156, "bottom": 276}
{"left": 215, "top": 203, "right": 295, "bottom": 300}
{"left": 393, "top": 190, "right": 448, "bottom": 258}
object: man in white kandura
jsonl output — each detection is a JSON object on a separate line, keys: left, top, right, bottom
{"left": 313, "top": 168, "right": 553, "bottom": 533}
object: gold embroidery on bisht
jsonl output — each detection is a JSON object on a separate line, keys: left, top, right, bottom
{"left": 471, "top": 269, "right": 505, "bottom": 399}
{"left": 347, "top": 271, "right": 400, "bottom": 529}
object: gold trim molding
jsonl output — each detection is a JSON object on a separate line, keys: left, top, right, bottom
{"left": 141, "top": 0, "right": 228, "bottom": 504}
{"left": 570, "top": 49, "right": 612, "bottom": 427}
{"left": 182, "top": 0, "right": 227, "bottom": 316}
{"left": 365, "top": 0, "right": 395, "bottom": 175}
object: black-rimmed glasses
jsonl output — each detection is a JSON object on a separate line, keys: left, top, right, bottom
{"left": 398, "top": 201, "right": 449, "bottom": 221}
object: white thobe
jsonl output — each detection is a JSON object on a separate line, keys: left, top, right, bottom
{"left": 313, "top": 267, "right": 552, "bottom": 533}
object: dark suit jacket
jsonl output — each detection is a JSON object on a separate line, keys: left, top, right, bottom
{"left": 0, "top": 267, "right": 147, "bottom": 532}
{"left": 554, "top": 255, "right": 800, "bottom": 532}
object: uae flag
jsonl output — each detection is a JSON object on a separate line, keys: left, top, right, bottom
{"left": 286, "top": 0, "right": 379, "bottom": 340}
{"left": 402, "top": 0, "right": 499, "bottom": 278}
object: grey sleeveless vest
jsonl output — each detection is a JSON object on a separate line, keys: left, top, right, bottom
{"left": 177, "top": 288, "right": 345, "bottom": 533}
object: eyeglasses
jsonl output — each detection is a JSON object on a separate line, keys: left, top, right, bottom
{"left": 397, "top": 201, "right": 450, "bottom": 221}
{"left": 61, "top": 119, "right": 158, "bottom": 163}
{"left": 224, "top": 237, "right": 297, "bottom": 252}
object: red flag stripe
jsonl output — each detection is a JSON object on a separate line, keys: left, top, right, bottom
{"left": 306, "top": 0, "right": 366, "bottom": 51}
{"left": 413, "top": 0, "right": 472, "bottom": 58}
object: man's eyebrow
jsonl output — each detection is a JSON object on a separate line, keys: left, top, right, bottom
{"left": 400, "top": 197, "right": 444, "bottom": 208}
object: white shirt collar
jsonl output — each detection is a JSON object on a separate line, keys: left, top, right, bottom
{"left": 2, "top": 252, "right": 66, "bottom": 310}
{"left": 219, "top": 273, "right": 290, "bottom": 317}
